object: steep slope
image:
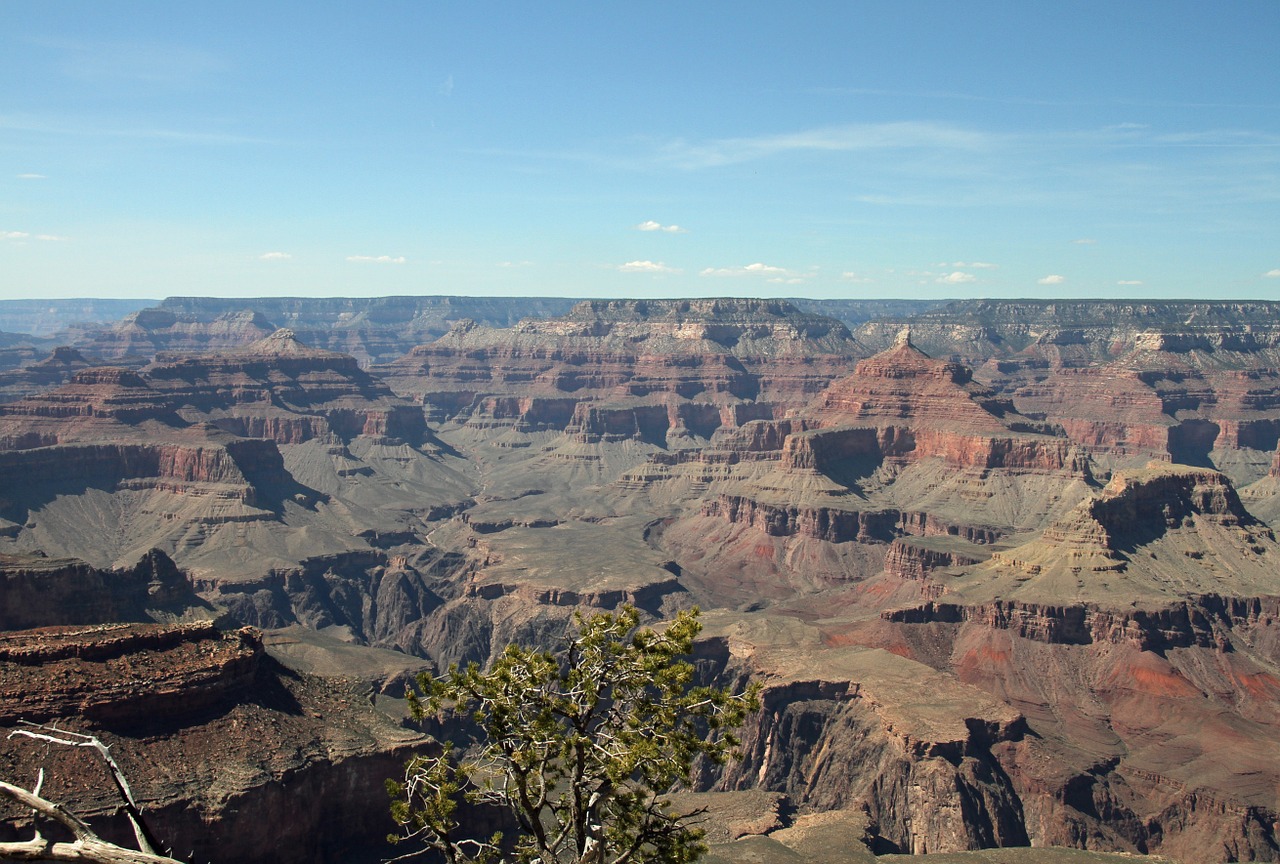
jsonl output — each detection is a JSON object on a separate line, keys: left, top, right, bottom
{"left": 64, "top": 295, "right": 581, "bottom": 365}
{"left": 8, "top": 296, "right": 1280, "bottom": 862}
{"left": 0, "top": 332, "right": 474, "bottom": 589}
{"left": 653, "top": 334, "right": 1093, "bottom": 607}
{"left": 379, "top": 298, "right": 864, "bottom": 448}
{"left": 0, "top": 621, "right": 429, "bottom": 864}
{"left": 870, "top": 463, "right": 1280, "bottom": 860}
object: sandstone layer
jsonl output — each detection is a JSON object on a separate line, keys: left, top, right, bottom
{"left": 4, "top": 297, "right": 1280, "bottom": 862}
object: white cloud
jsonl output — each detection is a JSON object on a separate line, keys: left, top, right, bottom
{"left": 346, "top": 255, "right": 406, "bottom": 264}
{"left": 16, "top": 173, "right": 45, "bottom": 180}
{"left": 1, "top": 230, "right": 65, "bottom": 242}
{"left": 618, "top": 260, "right": 680, "bottom": 274}
{"left": 1038, "top": 274, "right": 1066, "bottom": 285}
{"left": 937, "top": 271, "right": 977, "bottom": 284}
{"left": 664, "top": 121, "right": 992, "bottom": 170}
{"left": 1265, "top": 269, "right": 1280, "bottom": 278}
{"left": 700, "top": 262, "right": 794, "bottom": 278}
{"left": 768, "top": 277, "right": 808, "bottom": 285}
{"left": 944, "top": 260, "right": 998, "bottom": 269}
{"left": 635, "top": 220, "right": 685, "bottom": 233}
{"left": 259, "top": 251, "right": 292, "bottom": 261}
{"left": 496, "top": 260, "right": 533, "bottom": 268}
{"left": 1072, "top": 238, "right": 1097, "bottom": 245}
{"left": 1117, "top": 280, "right": 1143, "bottom": 285}
{"left": 439, "top": 74, "right": 454, "bottom": 97}
{"left": 841, "top": 271, "right": 874, "bottom": 283}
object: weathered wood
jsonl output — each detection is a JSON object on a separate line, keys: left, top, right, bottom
{"left": 9, "top": 725, "right": 161, "bottom": 857}
{"left": 0, "top": 780, "right": 183, "bottom": 863}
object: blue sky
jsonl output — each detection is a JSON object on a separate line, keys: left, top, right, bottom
{"left": 2, "top": 2, "right": 1279, "bottom": 300}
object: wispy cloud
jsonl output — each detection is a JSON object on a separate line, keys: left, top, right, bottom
{"left": 635, "top": 220, "right": 685, "bottom": 233}
{"left": 1117, "top": 279, "right": 1144, "bottom": 285}
{"left": 807, "top": 87, "right": 1280, "bottom": 112}
{"left": 259, "top": 251, "right": 292, "bottom": 261}
{"left": 35, "top": 36, "right": 226, "bottom": 87}
{"left": 439, "top": 74, "right": 455, "bottom": 97}
{"left": 1038, "top": 274, "right": 1066, "bottom": 285}
{"left": 841, "top": 271, "right": 874, "bottom": 283}
{"left": 1265, "top": 269, "right": 1280, "bottom": 278}
{"left": 936, "top": 271, "right": 977, "bottom": 284}
{"left": 700, "top": 262, "right": 811, "bottom": 285}
{"left": 939, "top": 261, "right": 998, "bottom": 269}
{"left": 618, "top": 260, "right": 680, "bottom": 274}
{"left": 16, "top": 173, "right": 45, "bottom": 180}
{"left": 0, "top": 113, "right": 272, "bottom": 146}
{"left": 662, "top": 122, "right": 992, "bottom": 170}
{"left": 700, "top": 262, "right": 792, "bottom": 278}
{"left": 346, "top": 255, "right": 406, "bottom": 264}
{"left": 1072, "top": 238, "right": 1097, "bottom": 245}
{"left": 2, "top": 230, "right": 64, "bottom": 242}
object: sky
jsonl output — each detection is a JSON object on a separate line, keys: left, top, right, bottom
{"left": 1, "top": 2, "right": 1279, "bottom": 301}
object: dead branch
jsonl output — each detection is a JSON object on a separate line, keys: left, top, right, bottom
{"left": 0, "top": 779, "right": 183, "bottom": 863}
{"left": 8, "top": 724, "right": 161, "bottom": 857}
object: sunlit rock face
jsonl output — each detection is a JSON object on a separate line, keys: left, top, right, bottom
{"left": 3, "top": 298, "right": 1280, "bottom": 861}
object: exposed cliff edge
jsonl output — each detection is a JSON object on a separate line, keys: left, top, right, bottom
{"left": 0, "top": 621, "right": 431, "bottom": 864}
{"left": 0, "top": 548, "right": 208, "bottom": 630}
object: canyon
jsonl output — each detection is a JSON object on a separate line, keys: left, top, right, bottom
{"left": 1, "top": 297, "right": 1277, "bottom": 863}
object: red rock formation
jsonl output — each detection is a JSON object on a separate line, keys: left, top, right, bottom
{"left": 0, "top": 621, "right": 431, "bottom": 864}
{"left": 377, "top": 299, "right": 864, "bottom": 444}
{"left": 0, "top": 621, "right": 260, "bottom": 724}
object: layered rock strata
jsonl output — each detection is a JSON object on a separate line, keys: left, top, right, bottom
{"left": 0, "top": 621, "right": 430, "bottom": 864}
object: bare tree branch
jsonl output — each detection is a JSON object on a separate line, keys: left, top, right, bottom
{"left": 9, "top": 723, "right": 162, "bottom": 857}
{"left": 0, "top": 779, "right": 183, "bottom": 864}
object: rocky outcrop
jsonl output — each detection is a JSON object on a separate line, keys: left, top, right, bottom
{"left": 0, "top": 346, "right": 94, "bottom": 403}
{"left": 0, "top": 548, "right": 203, "bottom": 629}
{"left": 0, "top": 621, "right": 260, "bottom": 725}
{"left": 883, "top": 538, "right": 989, "bottom": 581}
{"left": 0, "top": 621, "right": 431, "bottom": 864}
{"left": 703, "top": 495, "right": 899, "bottom": 544}
{"left": 886, "top": 594, "right": 1280, "bottom": 651}
{"left": 0, "top": 437, "right": 285, "bottom": 505}
{"left": 782, "top": 425, "right": 1087, "bottom": 475}
{"left": 197, "top": 550, "right": 460, "bottom": 649}
{"left": 698, "top": 634, "right": 1030, "bottom": 856}
{"left": 143, "top": 329, "right": 430, "bottom": 446}
{"left": 378, "top": 299, "right": 863, "bottom": 443}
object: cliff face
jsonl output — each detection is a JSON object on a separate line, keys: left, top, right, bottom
{"left": 378, "top": 299, "right": 862, "bottom": 444}
{"left": 856, "top": 462, "right": 1280, "bottom": 860}
{"left": 0, "top": 331, "right": 429, "bottom": 448}
{"left": 0, "top": 621, "right": 431, "bottom": 864}
{"left": 63, "top": 295, "right": 580, "bottom": 365}
{"left": 0, "top": 548, "right": 203, "bottom": 630}
{"left": 0, "top": 621, "right": 260, "bottom": 725}
{"left": 851, "top": 301, "right": 1280, "bottom": 480}
{"left": 8, "top": 297, "right": 1280, "bottom": 862}
{"left": 690, "top": 630, "right": 1030, "bottom": 856}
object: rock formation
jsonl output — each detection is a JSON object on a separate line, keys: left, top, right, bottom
{"left": 4, "top": 296, "right": 1280, "bottom": 862}
{"left": 0, "top": 621, "right": 430, "bottom": 864}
